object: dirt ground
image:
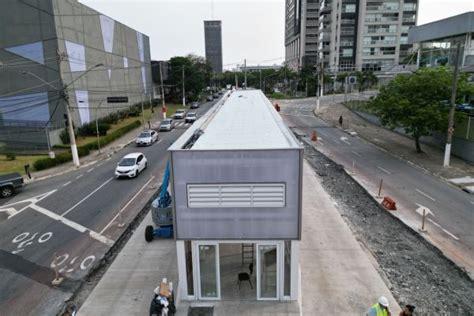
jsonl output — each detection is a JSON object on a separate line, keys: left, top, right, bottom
{"left": 316, "top": 103, "right": 474, "bottom": 179}
{"left": 302, "top": 140, "right": 474, "bottom": 314}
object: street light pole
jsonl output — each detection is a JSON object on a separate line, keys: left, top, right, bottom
{"left": 443, "top": 43, "right": 462, "bottom": 167}
{"left": 95, "top": 99, "right": 106, "bottom": 154}
{"left": 182, "top": 66, "right": 186, "bottom": 106}
{"left": 23, "top": 63, "right": 103, "bottom": 167}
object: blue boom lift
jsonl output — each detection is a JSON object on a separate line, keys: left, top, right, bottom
{"left": 145, "top": 160, "right": 174, "bottom": 242}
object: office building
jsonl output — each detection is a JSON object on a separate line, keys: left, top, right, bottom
{"left": 285, "top": 0, "right": 320, "bottom": 70}
{"left": 408, "top": 12, "right": 474, "bottom": 68}
{"left": 170, "top": 90, "right": 302, "bottom": 302}
{"left": 0, "top": 0, "right": 152, "bottom": 149}
{"left": 318, "top": 0, "right": 418, "bottom": 73}
{"left": 204, "top": 20, "right": 223, "bottom": 73}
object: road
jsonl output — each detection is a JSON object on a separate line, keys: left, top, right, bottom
{"left": 0, "top": 98, "right": 219, "bottom": 315}
{"left": 280, "top": 95, "right": 474, "bottom": 277}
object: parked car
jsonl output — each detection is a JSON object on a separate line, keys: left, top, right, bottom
{"left": 207, "top": 95, "right": 213, "bottom": 101}
{"left": 185, "top": 112, "right": 197, "bottom": 123}
{"left": 213, "top": 93, "right": 219, "bottom": 99}
{"left": 159, "top": 119, "right": 175, "bottom": 131}
{"left": 115, "top": 153, "right": 147, "bottom": 178}
{"left": 173, "top": 109, "right": 186, "bottom": 119}
{"left": 0, "top": 173, "right": 24, "bottom": 198}
{"left": 135, "top": 130, "right": 158, "bottom": 146}
{"left": 190, "top": 102, "right": 200, "bottom": 109}
{"left": 456, "top": 103, "right": 474, "bottom": 113}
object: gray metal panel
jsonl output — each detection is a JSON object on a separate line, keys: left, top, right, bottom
{"left": 408, "top": 12, "right": 474, "bottom": 44}
{"left": 171, "top": 149, "right": 302, "bottom": 240}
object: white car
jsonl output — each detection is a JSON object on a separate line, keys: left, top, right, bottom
{"left": 159, "top": 119, "right": 174, "bottom": 131}
{"left": 185, "top": 112, "right": 197, "bottom": 123}
{"left": 174, "top": 109, "right": 186, "bottom": 119}
{"left": 115, "top": 153, "right": 147, "bottom": 178}
{"left": 135, "top": 130, "right": 158, "bottom": 146}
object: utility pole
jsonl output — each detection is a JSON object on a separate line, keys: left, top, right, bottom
{"left": 259, "top": 69, "right": 262, "bottom": 91}
{"left": 244, "top": 59, "right": 247, "bottom": 89}
{"left": 141, "top": 94, "right": 145, "bottom": 128}
{"left": 443, "top": 42, "right": 462, "bottom": 167}
{"left": 159, "top": 62, "right": 166, "bottom": 119}
{"left": 182, "top": 66, "right": 186, "bottom": 106}
{"left": 63, "top": 90, "right": 80, "bottom": 166}
{"left": 316, "top": 63, "right": 320, "bottom": 110}
{"left": 235, "top": 73, "right": 238, "bottom": 89}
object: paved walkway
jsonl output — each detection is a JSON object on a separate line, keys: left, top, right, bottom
{"left": 78, "top": 162, "right": 400, "bottom": 315}
{"left": 25, "top": 112, "right": 166, "bottom": 184}
{"left": 316, "top": 103, "right": 474, "bottom": 187}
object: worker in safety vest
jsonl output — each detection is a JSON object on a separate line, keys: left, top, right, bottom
{"left": 367, "top": 296, "right": 391, "bottom": 316}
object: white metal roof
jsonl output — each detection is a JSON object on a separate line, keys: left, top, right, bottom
{"left": 169, "top": 90, "right": 301, "bottom": 151}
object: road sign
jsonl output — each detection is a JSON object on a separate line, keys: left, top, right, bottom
{"left": 107, "top": 96, "right": 128, "bottom": 103}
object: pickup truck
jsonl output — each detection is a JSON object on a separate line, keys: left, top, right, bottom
{"left": 0, "top": 173, "right": 24, "bottom": 198}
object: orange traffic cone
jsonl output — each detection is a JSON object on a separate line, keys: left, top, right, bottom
{"left": 311, "top": 131, "right": 318, "bottom": 141}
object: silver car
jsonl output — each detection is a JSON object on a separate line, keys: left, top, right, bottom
{"left": 173, "top": 109, "right": 186, "bottom": 119}
{"left": 159, "top": 119, "right": 174, "bottom": 131}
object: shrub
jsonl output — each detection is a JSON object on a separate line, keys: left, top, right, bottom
{"left": 33, "top": 151, "right": 72, "bottom": 171}
{"left": 5, "top": 152, "right": 16, "bottom": 160}
{"left": 60, "top": 129, "right": 70, "bottom": 144}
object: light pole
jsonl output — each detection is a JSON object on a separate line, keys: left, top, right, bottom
{"left": 23, "top": 63, "right": 103, "bottom": 167}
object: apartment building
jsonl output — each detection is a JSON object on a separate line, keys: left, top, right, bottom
{"left": 285, "top": 0, "right": 320, "bottom": 70}
{"left": 316, "top": 0, "right": 418, "bottom": 73}
{"left": 204, "top": 20, "right": 223, "bottom": 74}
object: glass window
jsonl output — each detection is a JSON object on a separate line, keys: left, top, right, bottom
{"left": 284, "top": 241, "right": 291, "bottom": 296}
{"left": 199, "top": 244, "right": 218, "bottom": 298}
{"left": 259, "top": 245, "right": 278, "bottom": 298}
{"left": 344, "top": 4, "right": 356, "bottom": 13}
{"left": 185, "top": 241, "right": 194, "bottom": 295}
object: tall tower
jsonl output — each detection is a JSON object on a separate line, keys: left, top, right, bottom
{"left": 204, "top": 20, "right": 223, "bottom": 73}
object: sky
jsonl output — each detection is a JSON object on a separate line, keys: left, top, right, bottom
{"left": 80, "top": 0, "right": 474, "bottom": 70}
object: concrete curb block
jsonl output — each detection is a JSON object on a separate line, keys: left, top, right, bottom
{"left": 299, "top": 135, "right": 472, "bottom": 281}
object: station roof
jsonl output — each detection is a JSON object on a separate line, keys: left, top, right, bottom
{"left": 169, "top": 90, "right": 301, "bottom": 151}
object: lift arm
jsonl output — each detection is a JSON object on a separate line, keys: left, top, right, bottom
{"left": 158, "top": 160, "right": 172, "bottom": 208}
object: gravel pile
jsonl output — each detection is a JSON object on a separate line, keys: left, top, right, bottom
{"left": 303, "top": 140, "right": 474, "bottom": 314}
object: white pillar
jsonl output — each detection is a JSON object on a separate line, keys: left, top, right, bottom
{"left": 290, "top": 240, "right": 300, "bottom": 301}
{"left": 176, "top": 241, "right": 188, "bottom": 301}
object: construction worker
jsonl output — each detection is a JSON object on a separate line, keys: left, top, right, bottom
{"left": 338, "top": 115, "right": 343, "bottom": 127}
{"left": 367, "top": 296, "right": 391, "bottom": 316}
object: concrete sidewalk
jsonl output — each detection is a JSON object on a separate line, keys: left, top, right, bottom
{"left": 78, "top": 161, "right": 400, "bottom": 315}
{"left": 24, "top": 111, "right": 165, "bottom": 184}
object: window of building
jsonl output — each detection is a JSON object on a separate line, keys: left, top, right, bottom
{"left": 342, "top": 49, "right": 353, "bottom": 57}
{"left": 343, "top": 4, "right": 356, "bottom": 13}
{"left": 187, "top": 183, "right": 286, "bottom": 208}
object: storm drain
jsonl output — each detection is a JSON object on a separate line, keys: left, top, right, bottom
{"left": 188, "top": 306, "right": 214, "bottom": 316}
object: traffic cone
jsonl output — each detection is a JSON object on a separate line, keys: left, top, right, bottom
{"left": 311, "top": 131, "right": 318, "bottom": 141}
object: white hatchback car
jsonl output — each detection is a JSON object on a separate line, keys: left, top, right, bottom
{"left": 135, "top": 130, "right": 158, "bottom": 146}
{"left": 115, "top": 153, "right": 147, "bottom": 178}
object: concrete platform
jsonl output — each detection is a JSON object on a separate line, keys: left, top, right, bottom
{"left": 78, "top": 161, "right": 400, "bottom": 315}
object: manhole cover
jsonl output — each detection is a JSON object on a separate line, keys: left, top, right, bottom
{"left": 188, "top": 306, "right": 214, "bottom": 316}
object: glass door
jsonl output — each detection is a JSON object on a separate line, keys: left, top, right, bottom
{"left": 195, "top": 242, "right": 220, "bottom": 300}
{"left": 256, "top": 243, "right": 280, "bottom": 300}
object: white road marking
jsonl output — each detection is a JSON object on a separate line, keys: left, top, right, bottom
{"left": 29, "top": 204, "right": 114, "bottom": 246}
{"left": 351, "top": 151, "right": 362, "bottom": 157}
{"left": 99, "top": 176, "right": 155, "bottom": 235}
{"left": 415, "top": 188, "right": 436, "bottom": 202}
{"left": 105, "top": 157, "right": 112, "bottom": 161}
{"left": 415, "top": 203, "right": 435, "bottom": 217}
{"left": 377, "top": 166, "right": 392, "bottom": 175}
{"left": 76, "top": 174, "right": 83, "bottom": 180}
{"left": 62, "top": 181, "right": 71, "bottom": 187}
{"left": 96, "top": 162, "right": 104, "bottom": 167}
{"left": 340, "top": 137, "right": 351, "bottom": 145}
{"left": 185, "top": 123, "right": 190, "bottom": 127}
{"left": 3, "top": 189, "right": 57, "bottom": 219}
{"left": 87, "top": 168, "right": 94, "bottom": 173}
{"left": 427, "top": 219, "right": 460, "bottom": 241}
{"left": 61, "top": 177, "right": 113, "bottom": 217}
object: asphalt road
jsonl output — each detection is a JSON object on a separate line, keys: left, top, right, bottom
{"left": 0, "top": 98, "right": 220, "bottom": 315}
{"left": 280, "top": 96, "right": 474, "bottom": 278}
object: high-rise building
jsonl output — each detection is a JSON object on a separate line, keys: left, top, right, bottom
{"left": 285, "top": 0, "right": 320, "bottom": 70}
{"left": 0, "top": 0, "right": 152, "bottom": 150}
{"left": 204, "top": 20, "right": 223, "bottom": 73}
{"left": 317, "top": 0, "right": 418, "bottom": 73}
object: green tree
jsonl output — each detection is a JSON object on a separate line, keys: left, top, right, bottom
{"left": 368, "top": 67, "right": 473, "bottom": 153}
{"left": 168, "top": 55, "right": 211, "bottom": 102}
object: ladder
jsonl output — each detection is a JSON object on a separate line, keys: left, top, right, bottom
{"left": 241, "top": 243, "right": 254, "bottom": 265}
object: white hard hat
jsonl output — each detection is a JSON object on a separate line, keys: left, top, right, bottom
{"left": 378, "top": 296, "right": 389, "bottom": 307}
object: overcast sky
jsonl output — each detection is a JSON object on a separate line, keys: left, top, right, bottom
{"left": 80, "top": 0, "right": 474, "bottom": 69}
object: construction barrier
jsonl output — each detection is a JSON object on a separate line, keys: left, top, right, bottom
{"left": 381, "top": 196, "right": 397, "bottom": 210}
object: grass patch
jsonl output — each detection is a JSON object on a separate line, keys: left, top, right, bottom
{"left": 0, "top": 154, "right": 48, "bottom": 175}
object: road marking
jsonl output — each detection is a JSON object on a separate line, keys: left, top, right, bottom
{"left": 415, "top": 188, "right": 436, "bottom": 202}
{"left": 76, "top": 174, "right": 83, "bottom": 180}
{"left": 351, "top": 151, "right": 362, "bottom": 157}
{"left": 99, "top": 176, "right": 155, "bottom": 235}
{"left": 427, "top": 219, "right": 460, "bottom": 241}
{"left": 340, "top": 137, "right": 351, "bottom": 145}
{"left": 62, "top": 181, "right": 71, "bottom": 187}
{"left": 96, "top": 162, "right": 104, "bottom": 167}
{"left": 105, "top": 157, "right": 112, "bottom": 161}
{"left": 87, "top": 168, "right": 95, "bottom": 173}
{"left": 2, "top": 190, "right": 58, "bottom": 219}
{"left": 29, "top": 204, "right": 114, "bottom": 246}
{"left": 61, "top": 177, "right": 113, "bottom": 217}
{"left": 377, "top": 166, "right": 392, "bottom": 175}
